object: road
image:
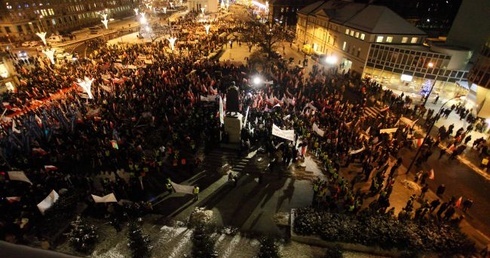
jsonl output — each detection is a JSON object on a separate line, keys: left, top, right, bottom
{"left": 399, "top": 144, "right": 490, "bottom": 238}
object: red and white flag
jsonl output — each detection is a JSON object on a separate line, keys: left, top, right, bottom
{"left": 428, "top": 169, "right": 435, "bottom": 180}
{"left": 44, "top": 165, "right": 58, "bottom": 171}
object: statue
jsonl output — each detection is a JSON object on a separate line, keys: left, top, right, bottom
{"left": 226, "top": 82, "right": 240, "bottom": 115}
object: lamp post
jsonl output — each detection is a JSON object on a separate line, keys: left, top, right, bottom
{"left": 405, "top": 96, "right": 461, "bottom": 174}
{"left": 422, "top": 62, "right": 438, "bottom": 106}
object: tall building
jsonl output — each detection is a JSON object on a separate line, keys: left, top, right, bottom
{"left": 449, "top": 0, "right": 490, "bottom": 117}
{"left": 370, "top": 0, "right": 463, "bottom": 37}
{"left": 0, "top": 0, "right": 138, "bottom": 42}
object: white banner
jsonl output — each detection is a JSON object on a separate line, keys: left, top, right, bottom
{"left": 312, "top": 123, "right": 325, "bottom": 137}
{"left": 200, "top": 95, "right": 217, "bottom": 102}
{"left": 380, "top": 128, "right": 398, "bottom": 134}
{"left": 170, "top": 181, "right": 195, "bottom": 195}
{"left": 91, "top": 193, "right": 118, "bottom": 203}
{"left": 8, "top": 171, "right": 32, "bottom": 185}
{"left": 37, "top": 190, "right": 59, "bottom": 215}
{"left": 272, "top": 124, "right": 295, "bottom": 142}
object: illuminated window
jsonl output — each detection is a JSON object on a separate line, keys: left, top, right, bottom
{"left": 386, "top": 36, "right": 393, "bottom": 43}
{"left": 342, "top": 41, "right": 347, "bottom": 51}
{"left": 411, "top": 37, "right": 418, "bottom": 43}
{"left": 345, "top": 29, "right": 349, "bottom": 35}
{"left": 355, "top": 32, "right": 359, "bottom": 38}
{"left": 360, "top": 33, "right": 365, "bottom": 40}
{"left": 376, "top": 36, "right": 384, "bottom": 42}
{"left": 402, "top": 37, "right": 408, "bottom": 43}
{"left": 350, "top": 30, "right": 354, "bottom": 36}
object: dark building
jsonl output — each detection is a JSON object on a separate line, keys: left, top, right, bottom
{"left": 269, "top": 0, "right": 317, "bottom": 28}
{"left": 0, "top": 0, "right": 138, "bottom": 42}
{"left": 368, "top": 0, "right": 463, "bottom": 37}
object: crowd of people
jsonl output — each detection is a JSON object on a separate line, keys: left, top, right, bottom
{"left": 0, "top": 7, "right": 482, "bottom": 253}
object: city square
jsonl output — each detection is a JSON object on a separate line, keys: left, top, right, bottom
{"left": 0, "top": 0, "right": 489, "bottom": 257}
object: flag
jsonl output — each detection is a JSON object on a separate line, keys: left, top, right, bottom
{"left": 8, "top": 171, "right": 32, "bottom": 184}
{"left": 428, "top": 169, "right": 435, "bottom": 180}
{"left": 219, "top": 95, "right": 224, "bottom": 124}
{"left": 455, "top": 196, "right": 463, "bottom": 208}
{"left": 12, "top": 120, "right": 21, "bottom": 133}
{"left": 91, "top": 193, "right": 118, "bottom": 203}
{"left": 312, "top": 123, "right": 325, "bottom": 137}
{"left": 413, "top": 138, "right": 424, "bottom": 148}
{"left": 6, "top": 197, "right": 21, "bottom": 203}
{"left": 380, "top": 107, "right": 390, "bottom": 112}
{"left": 170, "top": 181, "right": 195, "bottom": 194}
{"left": 37, "top": 190, "right": 59, "bottom": 215}
{"left": 44, "top": 165, "right": 58, "bottom": 171}
{"left": 110, "top": 140, "right": 119, "bottom": 149}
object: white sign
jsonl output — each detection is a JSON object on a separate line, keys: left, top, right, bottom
{"left": 170, "top": 181, "right": 195, "bottom": 195}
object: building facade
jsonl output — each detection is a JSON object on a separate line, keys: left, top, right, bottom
{"left": 296, "top": 0, "right": 427, "bottom": 74}
{"left": 296, "top": 0, "right": 472, "bottom": 106}
{"left": 0, "top": 0, "right": 138, "bottom": 42}
{"left": 269, "top": 0, "right": 316, "bottom": 28}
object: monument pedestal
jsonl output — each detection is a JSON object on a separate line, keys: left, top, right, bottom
{"left": 224, "top": 114, "right": 242, "bottom": 144}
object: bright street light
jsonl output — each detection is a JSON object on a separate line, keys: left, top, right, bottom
{"left": 252, "top": 76, "right": 262, "bottom": 86}
{"left": 324, "top": 55, "right": 337, "bottom": 65}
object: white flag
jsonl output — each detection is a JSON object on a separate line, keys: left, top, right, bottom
{"left": 37, "top": 190, "right": 59, "bottom": 215}
{"left": 91, "top": 193, "right": 118, "bottom": 203}
{"left": 8, "top": 171, "right": 32, "bottom": 185}
{"left": 219, "top": 95, "right": 224, "bottom": 124}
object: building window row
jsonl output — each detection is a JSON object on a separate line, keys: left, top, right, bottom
{"left": 345, "top": 28, "right": 365, "bottom": 40}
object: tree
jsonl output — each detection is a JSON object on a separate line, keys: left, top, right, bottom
{"left": 67, "top": 216, "right": 99, "bottom": 254}
{"left": 242, "top": 19, "right": 291, "bottom": 59}
{"left": 191, "top": 223, "right": 217, "bottom": 258}
{"left": 127, "top": 220, "right": 151, "bottom": 258}
{"left": 256, "top": 237, "right": 280, "bottom": 258}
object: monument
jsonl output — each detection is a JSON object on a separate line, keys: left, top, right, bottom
{"left": 224, "top": 82, "right": 242, "bottom": 144}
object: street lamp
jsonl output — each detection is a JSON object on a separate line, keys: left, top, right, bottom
{"left": 422, "top": 62, "right": 439, "bottom": 106}
{"left": 405, "top": 96, "right": 461, "bottom": 174}
{"left": 201, "top": 7, "right": 206, "bottom": 15}
{"left": 134, "top": 8, "right": 139, "bottom": 16}
{"left": 163, "top": 7, "right": 167, "bottom": 14}
{"left": 253, "top": 76, "right": 262, "bottom": 86}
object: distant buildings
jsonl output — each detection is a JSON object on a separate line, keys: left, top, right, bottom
{"left": 0, "top": 0, "right": 137, "bottom": 42}
{"left": 268, "top": 0, "right": 317, "bottom": 28}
